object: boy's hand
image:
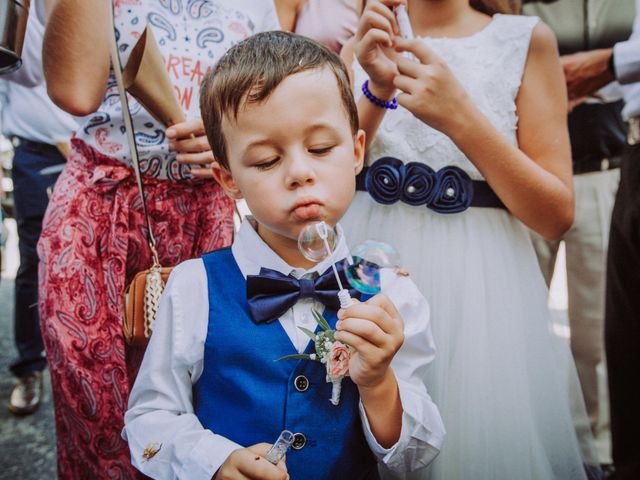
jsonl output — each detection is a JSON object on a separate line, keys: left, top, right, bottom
{"left": 166, "top": 118, "right": 217, "bottom": 178}
{"left": 354, "top": 0, "right": 406, "bottom": 100}
{"left": 214, "top": 443, "right": 288, "bottom": 480}
{"left": 335, "top": 294, "right": 404, "bottom": 388}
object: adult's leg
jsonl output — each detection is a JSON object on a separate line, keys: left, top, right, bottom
{"left": 605, "top": 143, "right": 640, "bottom": 479}
{"left": 8, "top": 140, "right": 65, "bottom": 415}
{"left": 565, "top": 170, "right": 619, "bottom": 461}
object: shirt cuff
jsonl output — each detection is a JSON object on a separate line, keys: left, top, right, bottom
{"left": 182, "top": 431, "right": 243, "bottom": 479}
{"left": 614, "top": 39, "right": 640, "bottom": 85}
{"left": 358, "top": 379, "right": 444, "bottom": 473}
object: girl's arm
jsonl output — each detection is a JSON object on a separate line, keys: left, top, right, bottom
{"left": 394, "top": 23, "right": 573, "bottom": 240}
{"left": 43, "top": 0, "right": 111, "bottom": 116}
{"left": 352, "top": 0, "right": 405, "bottom": 149}
{"left": 273, "top": 0, "right": 304, "bottom": 32}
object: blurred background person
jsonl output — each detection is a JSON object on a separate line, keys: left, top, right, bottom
{"left": 522, "top": 0, "right": 635, "bottom": 473}
{"left": 40, "top": 1, "right": 279, "bottom": 478}
{"left": 0, "top": 0, "right": 77, "bottom": 417}
{"left": 275, "top": 0, "right": 362, "bottom": 53}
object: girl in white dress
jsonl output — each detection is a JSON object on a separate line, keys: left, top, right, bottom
{"left": 343, "top": 0, "right": 597, "bottom": 478}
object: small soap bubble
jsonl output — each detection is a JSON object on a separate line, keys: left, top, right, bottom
{"left": 344, "top": 240, "right": 399, "bottom": 294}
{"left": 297, "top": 221, "right": 338, "bottom": 263}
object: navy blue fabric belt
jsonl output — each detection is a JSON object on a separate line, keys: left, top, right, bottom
{"left": 355, "top": 157, "right": 505, "bottom": 214}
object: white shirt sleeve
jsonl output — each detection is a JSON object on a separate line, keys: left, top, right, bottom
{"left": 359, "top": 270, "right": 445, "bottom": 474}
{"left": 122, "top": 260, "right": 242, "bottom": 480}
{"left": 3, "top": 0, "right": 45, "bottom": 87}
{"left": 613, "top": 0, "right": 640, "bottom": 85}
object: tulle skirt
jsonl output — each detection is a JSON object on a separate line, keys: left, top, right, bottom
{"left": 343, "top": 193, "right": 592, "bottom": 480}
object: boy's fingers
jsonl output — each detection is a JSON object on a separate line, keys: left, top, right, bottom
{"left": 339, "top": 302, "right": 395, "bottom": 335}
{"left": 334, "top": 330, "right": 371, "bottom": 352}
{"left": 394, "top": 37, "right": 441, "bottom": 65}
{"left": 366, "top": 293, "right": 403, "bottom": 329}
{"left": 337, "top": 317, "right": 388, "bottom": 348}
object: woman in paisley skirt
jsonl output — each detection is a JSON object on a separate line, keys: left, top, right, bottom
{"left": 39, "top": 1, "right": 279, "bottom": 478}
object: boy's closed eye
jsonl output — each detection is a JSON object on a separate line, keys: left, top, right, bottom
{"left": 308, "top": 145, "right": 336, "bottom": 155}
{"left": 254, "top": 157, "right": 280, "bottom": 170}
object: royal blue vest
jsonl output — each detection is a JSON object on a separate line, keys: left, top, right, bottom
{"left": 194, "top": 248, "right": 379, "bottom": 480}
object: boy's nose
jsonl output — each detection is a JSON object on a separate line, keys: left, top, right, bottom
{"left": 285, "top": 154, "right": 316, "bottom": 189}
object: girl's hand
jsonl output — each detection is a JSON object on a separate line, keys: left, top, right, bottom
{"left": 335, "top": 295, "right": 404, "bottom": 388}
{"left": 214, "top": 443, "right": 288, "bottom": 480}
{"left": 354, "top": 0, "right": 406, "bottom": 99}
{"left": 393, "top": 37, "right": 477, "bottom": 135}
{"left": 166, "top": 118, "right": 217, "bottom": 178}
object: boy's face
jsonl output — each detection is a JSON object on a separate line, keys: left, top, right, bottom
{"left": 213, "top": 67, "right": 365, "bottom": 257}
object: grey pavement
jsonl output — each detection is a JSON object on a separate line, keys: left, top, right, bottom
{"left": 0, "top": 218, "right": 57, "bottom": 479}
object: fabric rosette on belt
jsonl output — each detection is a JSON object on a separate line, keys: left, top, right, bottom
{"left": 360, "top": 156, "right": 475, "bottom": 214}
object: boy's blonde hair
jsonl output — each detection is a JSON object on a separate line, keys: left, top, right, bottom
{"left": 200, "top": 31, "right": 359, "bottom": 170}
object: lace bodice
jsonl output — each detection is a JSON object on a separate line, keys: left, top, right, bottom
{"left": 353, "top": 14, "right": 539, "bottom": 180}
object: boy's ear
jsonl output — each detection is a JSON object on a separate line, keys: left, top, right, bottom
{"left": 211, "top": 163, "right": 243, "bottom": 200}
{"left": 353, "top": 129, "right": 366, "bottom": 175}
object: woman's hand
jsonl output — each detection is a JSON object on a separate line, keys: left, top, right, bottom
{"left": 354, "top": 0, "right": 406, "bottom": 100}
{"left": 166, "top": 118, "right": 217, "bottom": 178}
{"left": 393, "top": 37, "right": 477, "bottom": 135}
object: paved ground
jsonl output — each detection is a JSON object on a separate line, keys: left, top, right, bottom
{"left": 0, "top": 219, "right": 56, "bottom": 479}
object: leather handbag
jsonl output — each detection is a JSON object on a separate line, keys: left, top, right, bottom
{"left": 108, "top": 5, "right": 171, "bottom": 346}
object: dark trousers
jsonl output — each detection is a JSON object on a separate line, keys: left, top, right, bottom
{"left": 9, "top": 138, "right": 65, "bottom": 378}
{"left": 605, "top": 141, "right": 640, "bottom": 479}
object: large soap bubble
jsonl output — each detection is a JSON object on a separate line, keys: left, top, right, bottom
{"left": 344, "top": 240, "right": 399, "bottom": 295}
{"left": 297, "top": 221, "right": 338, "bottom": 263}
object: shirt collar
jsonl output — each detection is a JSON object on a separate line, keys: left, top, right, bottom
{"left": 232, "top": 216, "right": 350, "bottom": 279}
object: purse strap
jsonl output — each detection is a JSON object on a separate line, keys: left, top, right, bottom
{"left": 107, "top": 4, "right": 160, "bottom": 266}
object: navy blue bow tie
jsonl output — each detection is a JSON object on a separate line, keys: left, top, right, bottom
{"left": 246, "top": 264, "right": 356, "bottom": 324}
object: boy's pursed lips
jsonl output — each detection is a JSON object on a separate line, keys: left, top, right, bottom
{"left": 290, "top": 197, "right": 324, "bottom": 221}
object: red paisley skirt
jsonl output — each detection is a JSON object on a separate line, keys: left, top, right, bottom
{"left": 37, "top": 140, "right": 234, "bottom": 479}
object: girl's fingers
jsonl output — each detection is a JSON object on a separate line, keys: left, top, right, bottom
{"left": 367, "top": 1, "right": 401, "bottom": 35}
{"left": 361, "top": 10, "right": 395, "bottom": 39}
{"left": 337, "top": 317, "right": 388, "bottom": 348}
{"left": 395, "top": 54, "right": 424, "bottom": 78}
{"left": 393, "top": 74, "right": 419, "bottom": 94}
{"left": 360, "top": 28, "right": 394, "bottom": 51}
{"left": 394, "top": 37, "right": 442, "bottom": 66}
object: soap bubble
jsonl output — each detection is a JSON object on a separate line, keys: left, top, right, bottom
{"left": 297, "top": 221, "right": 338, "bottom": 263}
{"left": 344, "top": 240, "right": 399, "bottom": 294}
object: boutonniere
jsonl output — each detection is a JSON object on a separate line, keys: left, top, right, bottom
{"left": 277, "top": 310, "right": 350, "bottom": 406}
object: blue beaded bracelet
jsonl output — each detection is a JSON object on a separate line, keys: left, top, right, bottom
{"left": 362, "top": 80, "right": 398, "bottom": 110}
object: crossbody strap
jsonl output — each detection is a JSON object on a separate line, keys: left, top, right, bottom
{"left": 107, "top": 3, "right": 159, "bottom": 263}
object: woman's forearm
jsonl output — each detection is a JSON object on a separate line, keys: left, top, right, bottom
{"left": 43, "top": 0, "right": 111, "bottom": 115}
{"left": 449, "top": 107, "right": 574, "bottom": 240}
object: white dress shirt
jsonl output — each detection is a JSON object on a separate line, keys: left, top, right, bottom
{"left": 123, "top": 218, "right": 445, "bottom": 480}
{"left": 613, "top": 0, "right": 640, "bottom": 118}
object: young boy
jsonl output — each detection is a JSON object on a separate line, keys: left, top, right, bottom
{"left": 123, "top": 31, "right": 444, "bottom": 480}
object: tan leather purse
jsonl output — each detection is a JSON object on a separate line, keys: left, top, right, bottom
{"left": 109, "top": 5, "right": 171, "bottom": 346}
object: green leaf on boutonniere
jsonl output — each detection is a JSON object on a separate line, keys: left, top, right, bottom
{"left": 312, "top": 310, "right": 332, "bottom": 331}
{"left": 298, "top": 327, "right": 317, "bottom": 341}
{"left": 275, "top": 353, "right": 314, "bottom": 362}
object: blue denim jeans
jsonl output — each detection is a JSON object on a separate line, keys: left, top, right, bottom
{"left": 9, "top": 138, "right": 65, "bottom": 378}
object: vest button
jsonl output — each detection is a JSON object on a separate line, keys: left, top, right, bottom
{"left": 292, "top": 432, "right": 306, "bottom": 450}
{"left": 294, "top": 375, "right": 309, "bottom": 392}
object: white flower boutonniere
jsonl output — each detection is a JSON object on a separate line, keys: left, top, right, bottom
{"left": 277, "top": 310, "right": 350, "bottom": 405}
